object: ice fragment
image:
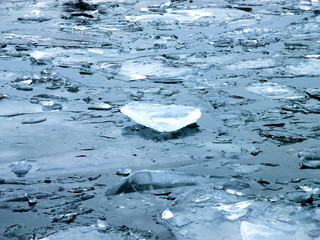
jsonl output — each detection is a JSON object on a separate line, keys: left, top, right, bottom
{"left": 240, "top": 221, "right": 293, "bottom": 240}
{"left": 121, "top": 102, "right": 201, "bottom": 132}
{"left": 162, "top": 209, "right": 174, "bottom": 220}
{"left": 9, "top": 161, "right": 32, "bottom": 177}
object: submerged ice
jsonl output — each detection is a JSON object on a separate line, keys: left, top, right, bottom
{"left": 105, "top": 170, "right": 209, "bottom": 195}
{"left": 120, "top": 102, "right": 201, "bottom": 132}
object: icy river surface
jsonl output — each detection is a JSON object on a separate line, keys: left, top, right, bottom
{"left": 1, "top": 0, "right": 320, "bottom": 239}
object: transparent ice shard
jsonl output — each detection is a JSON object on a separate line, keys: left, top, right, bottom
{"left": 9, "top": 161, "right": 32, "bottom": 177}
{"left": 121, "top": 102, "right": 201, "bottom": 132}
{"left": 241, "top": 221, "right": 293, "bottom": 240}
{"left": 246, "top": 82, "right": 306, "bottom": 100}
{"left": 217, "top": 201, "right": 251, "bottom": 220}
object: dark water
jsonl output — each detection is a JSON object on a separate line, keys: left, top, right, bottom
{"left": 0, "top": 0, "right": 320, "bottom": 239}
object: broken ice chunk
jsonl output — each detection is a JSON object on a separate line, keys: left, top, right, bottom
{"left": 96, "top": 219, "right": 110, "bottom": 231}
{"left": 105, "top": 170, "right": 209, "bottom": 195}
{"left": 22, "top": 117, "right": 47, "bottom": 124}
{"left": 246, "top": 82, "right": 306, "bottom": 100}
{"left": 217, "top": 201, "right": 251, "bottom": 220}
{"left": 88, "top": 103, "right": 112, "bottom": 111}
{"left": 116, "top": 168, "right": 132, "bottom": 176}
{"left": 298, "top": 147, "right": 320, "bottom": 169}
{"left": 42, "top": 101, "right": 62, "bottom": 111}
{"left": 18, "top": 10, "right": 52, "bottom": 22}
{"left": 162, "top": 209, "right": 174, "bottom": 220}
{"left": 226, "top": 58, "right": 276, "bottom": 70}
{"left": 306, "top": 88, "right": 320, "bottom": 100}
{"left": 240, "top": 221, "right": 294, "bottom": 240}
{"left": 120, "top": 102, "right": 201, "bottom": 132}
{"left": 9, "top": 161, "right": 32, "bottom": 177}
{"left": 288, "top": 59, "right": 320, "bottom": 76}
{"left": 228, "top": 164, "right": 262, "bottom": 175}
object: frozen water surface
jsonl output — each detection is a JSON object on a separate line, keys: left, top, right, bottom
{"left": 240, "top": 221, "right": 294, "bottom": 240}
{"left": 1, "top": 0, "right": 320, "bottom": 239}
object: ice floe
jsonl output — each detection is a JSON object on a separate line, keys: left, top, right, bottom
{"left": 120, "top": 102, "right": 201, "bottom": 132}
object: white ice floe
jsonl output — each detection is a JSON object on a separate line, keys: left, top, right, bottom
{"left": 118, "top": 60, "right": 194, "bottom": 81}
{"left": 241, "top": 221, "right": 293, "bottom": 240}
{"left": 246, "top": 82, "right": 306, "bottom": 100}
{"left": 226, "top": 58, "right": 276, "bottom": 70}
{"left": 162, "top": 209, "right": 174, "bottom": 220}
{"left": 120, "top": 102, "right": 201, "bottom": 132}
{"left": 288, "top": 59, "right": 320, "bottom": 76}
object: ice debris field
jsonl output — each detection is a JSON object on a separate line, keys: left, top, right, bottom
{"left": 1, "top": 0, "right": 320, "bottom": 239}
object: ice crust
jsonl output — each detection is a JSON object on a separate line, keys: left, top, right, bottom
{"left": 120, "top": 102, "right": 201, "bottom": 132}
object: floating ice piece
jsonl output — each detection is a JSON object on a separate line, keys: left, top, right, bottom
{"left": 217, "top": 201, "right": 252, "bottom": 220}
{"left": 105, "top": 170, "right": 209, "bottom": 195}
{"left": 288, "top": 59, "right": 320, "bottom": 76}
{"left": 18, "top": 10, "right": 51, "bottom": 22}
{"left": 88, "top": 103, "right": 112, "bottom": 111}
{"left": 116, "top": 168, "right": 132, "bottom": 176}
{"left": 259, "top": 129, "right": 306, "bottom": 144}
{"left": 9, "top": 161, "right": 32, "bottom": 177}
{"left": 93, "top": 62, "right": 122, "bottom": 78}
{"left": 226, "top": 58, "right": 276, "bottom": 70}
{"left": 97, "top": 219, "right": 109, "bottom": 231}
{"left": 119, "top": 60, "right": 194, "bottom": 82}
{"left": 125, "top": 8, "right": 250, "bottom": 23}
{"left": 298, "top": 147, "right": 320, "bottom": 161}
{"left": 228, "top": 164, "right": 262, "bottom": 175}
{"left": 240, "top": 221, "right": 293, "bottom": 240}
{"left": 159, "top": 187, "right": 313, "bottom": 240}
{"left": 298, "top": 147, "right": 320, "bottom": 169}
{"left": 39, "top": 225, "right": 155, "bottom": 240}
{"left": 42, "top": 101, "right": 62, "bottom": 111}
{"left": 247, "top": 82, "right": 306, "bottom": 100}
{"left": 30, "top": 48, "right": 70, "bottom": 64}
{"left": 162, "top": 209, "right": 174, "bottom": 220}
{"left": 22, "top": 117, "right": 47, "bottom": 124}
{"left": 120, "top": 102, "right": 201, "bottom": 132}
{"left": 0, "top": 93, "right": 6, "bottom": 100}
{"left": 306, "top": 88, "right": 320, "bottom": 100}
